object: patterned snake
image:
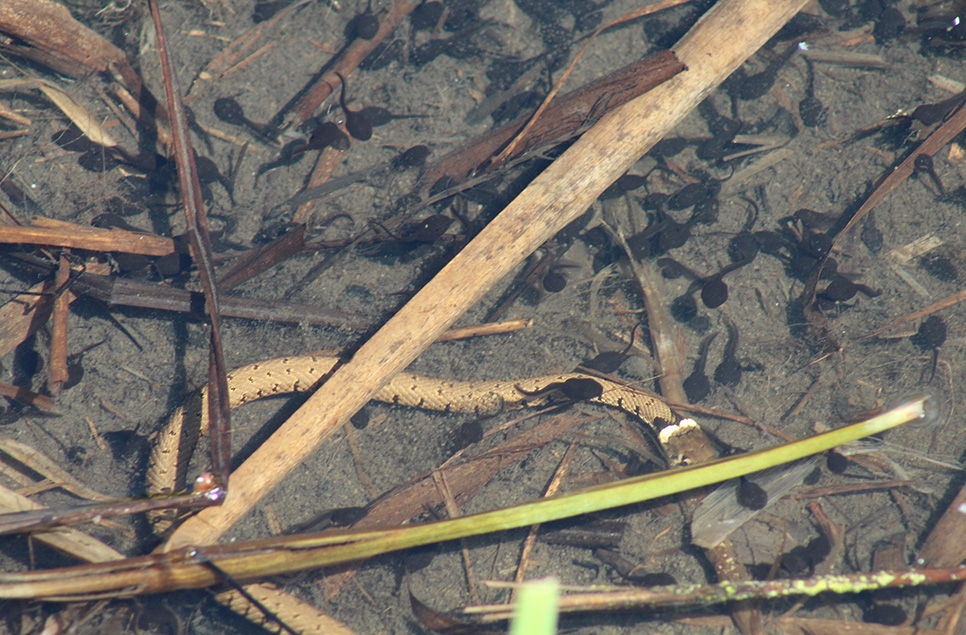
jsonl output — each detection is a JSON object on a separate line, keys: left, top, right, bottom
{"left": 147, "top": 354, "right": 677, "bottom": 530}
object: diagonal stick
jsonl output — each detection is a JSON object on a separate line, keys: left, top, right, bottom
{"left": 147, "top": 0, "right": 231, "bottom": 488}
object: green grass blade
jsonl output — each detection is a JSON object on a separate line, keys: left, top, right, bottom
{"left": 223, "top": 398, "right": 928, "bottom": 576}
{"left": 511, "top": 577, "right": 560, "bottom": 635}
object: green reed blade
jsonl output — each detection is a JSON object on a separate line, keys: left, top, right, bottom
{"left": 215, "top": 398, "right": 928, "bottom": 580}
{"left": 0, "top": 398, "right": 928, "bottom": 600}
{"left": 511, "top": 577, "right": 560, "bottom": 635}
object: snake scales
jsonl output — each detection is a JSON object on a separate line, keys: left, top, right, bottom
{"left": 147, "top": 354, "right": 675, "bottom": 530}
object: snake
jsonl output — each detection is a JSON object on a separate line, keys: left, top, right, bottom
{"left": 146, "top": 354, "right": 676, "bottom": 532}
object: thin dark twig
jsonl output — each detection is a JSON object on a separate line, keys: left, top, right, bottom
{"left": 192, "top": 550, "right": 300, "bottom": 635}
{"left": 147, "top": 0, "right": 231, "bottom": 489}
{"left": 0, "top": 490, "right": 219, "bottom": 536}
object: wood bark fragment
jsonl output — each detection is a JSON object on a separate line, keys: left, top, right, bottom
{"left": 0, "top": 281, "right": 73, "bottom": 359}
{"left": 0, "top": 383, "right": 54, "bottom": 412}
{"left": 918, "top": 483, "right": 966, "bottom": 567}
{"left": 47, "top": 254, "right": 70, "bottom": 396}
{"left": 0, "top": 221, "right": 177, "bottom": 257}
{"left": 0, "top": 0, "right": 141, "bottom": 92}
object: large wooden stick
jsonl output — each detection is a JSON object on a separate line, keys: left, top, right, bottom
{"left": 165, "top": 0, "right": 810, "bottom": 551}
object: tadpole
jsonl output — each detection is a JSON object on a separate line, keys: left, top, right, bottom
{"left": 254, "top": 140, "right": 305, "bottom": 180}
{"left": 392, "top": 144, "right": 431, "bottom": 169}
{"left": 542, "top": 270, "right": 567, "bottom": 292}
{"left": 667, "top": 181, "right": 718, "bottom": 211}
{"left": 64, "top": 340, "right": 107, "bottom": 391}
{"left": 912, "top": 315, "right": 947, "bottom": 382}
{"left": 861, "top": 211, "right": 884, "bottom": 255}
{"left": 726, "top": 196, "right": 761, "bottom": 265}
{"left": 700, "top": 275, "right": 729, "bottom": 309}
{"left": 411, "top": 1, "right": 443, "bottom": 30}
{"left": 455, "top": 419, "right": 484, "bottom": 449}
{"left": 358, "top": 106, "right": 428, "bottom": 127}
{"left": 736, "top": 476, "right": 768, "bottom": 510}
{"left": 683, "top": 332, "right": 718, "bottom": 403}
{"left": 913, "top": 153, "right": 945, "bottom": 195}
{"left": 595, "top": 548, "right": 676, "bottom": 585}
{"left": 658, "top": 257, "right": 750, "bottom": 310}
{"left": 817, "top": 276, "right": 881, "bottom": 305}
{"left": 696, "top": 99, "right": 740, "bottom": 160}
{"left": 252, "top": 121, "right": 348, "bottom": 178}
{"left": 826, "top": 450, "right": 849, "bottom": 474}
{"left": 804, "top": 533, "right": 831, "bottom": 567}
{"left": 252, "top": 0, "right": 295, "bottom": 23}
{"left": 213, "top": 97, "right": 274, "bottom": 142}
{"left": 557, "top": 378, "right": 605, "bottom": 401}
{"left": 581, "top": 324, "right": 641, "bottom": 373}
{"left": 920, "top": 252, "right": 959, "bottom": 282}
{"left": 670, "top": 293, "right": 698, "bottom": 323}
{"left": 624, "top": 193, "right": 694, "bottom": 257}
{"left": 194, "top": 153, "right": 234, "bottom": 203}
{"left": 396, "top": 215, "right": 454, "bottom": 242}
{"left": 213, "top": 96, "right": 247, "bottom": 126}
{"left": 335, "top": 72, "right": 373, "bottom": 141}
{"left": 281, "top": 146, "right": 430, "bottom": 209}
{"left": 291, "top": 506, "right": 368, "bottom": 533}
{"left": 350, "top": 409, "right": 369, "bottom": 430}
{"left": 864, "top": 604, "right": 907, "bottom": 626}
{"left": 872, "top": 7, "right": 906, "bottom": 43}
{"left": 728, "top": 232, "right": 760, "bottom": 264}
{"left": 779, "top": 546, "right": 812, "bottom": 576}
{"left": 799, "top": 58, "right": 826, "bottom": 127}
{"left": 344, "top": 3, "right": 379, "bottom": 40}
{"left": 307, "top": 121, "right": 351, "bottom": 152}
{"left": 600, "top": 173, "right": 647, "bottom": 200}
{"left": 732, "top": 43, "right": 798, "bottom": 101}
{"left": 713, "top": 318, "right": 742, "bottom": 387}
{"left": 517, "top": 378, "right": 604, "bottom": 402}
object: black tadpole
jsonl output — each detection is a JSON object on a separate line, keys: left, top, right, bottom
{"left": 914, "top": 153, "right": 945, "bottom": 195}
{"left": 307, "top": 121, "right": 350, "bottom": 151}
{"left": 516, "top": 378, "right": 603, "bottom": 402}
{"left": 912, "top": 315, "right": 947, "bottom": 383}
{"left": 817, "top": 276, "right": 880, "bottom": 304}
{"left": 734, "top": 43, "right": 798, "bottom": 101}
{"left": 335, "top": 72, "right": 373, "bottom": 141}
{"left": 913, "top": 315, "right": 948, "bottom": 351}
{"left": 658, "top": 257, "right": 750, "bottom": 310}
{"left": 212, "top": 97, "right": 276, "bottom": 142}
{"left": 799, "top": 58, "right": 826, "bottom": 127}
{"left": 396, "top": 215, "right": 453, "bottom": 242}
{"left": 394, "top": 144, "right": 431, "bottom": 168}
{"left": 581, "top": 324, "right": 642, "bottom": 374}
{"left": 713, "top": 318, "right": 742, "bottom": 387}
{"left": 213, "top": 97, "right": 247, "bottom": 126}
{"left": 861, "top": 211, "right": 884, "bottom": 254}
{"left": 345, "top": 7, "right": 379, "bottom": 40}
{"left": 736, "top": 476, "right": 768, "bottom": 510}
{"left": 683, "top": 332, "right": 718, "bottom": 403}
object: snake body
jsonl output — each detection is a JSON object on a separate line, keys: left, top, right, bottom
{"left": 147, "top": 354, "right": 674, "bottom": 530}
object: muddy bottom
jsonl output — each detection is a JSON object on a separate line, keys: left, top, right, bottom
{"left": 0, "top": 0, "right": 963, "bottom": 633}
